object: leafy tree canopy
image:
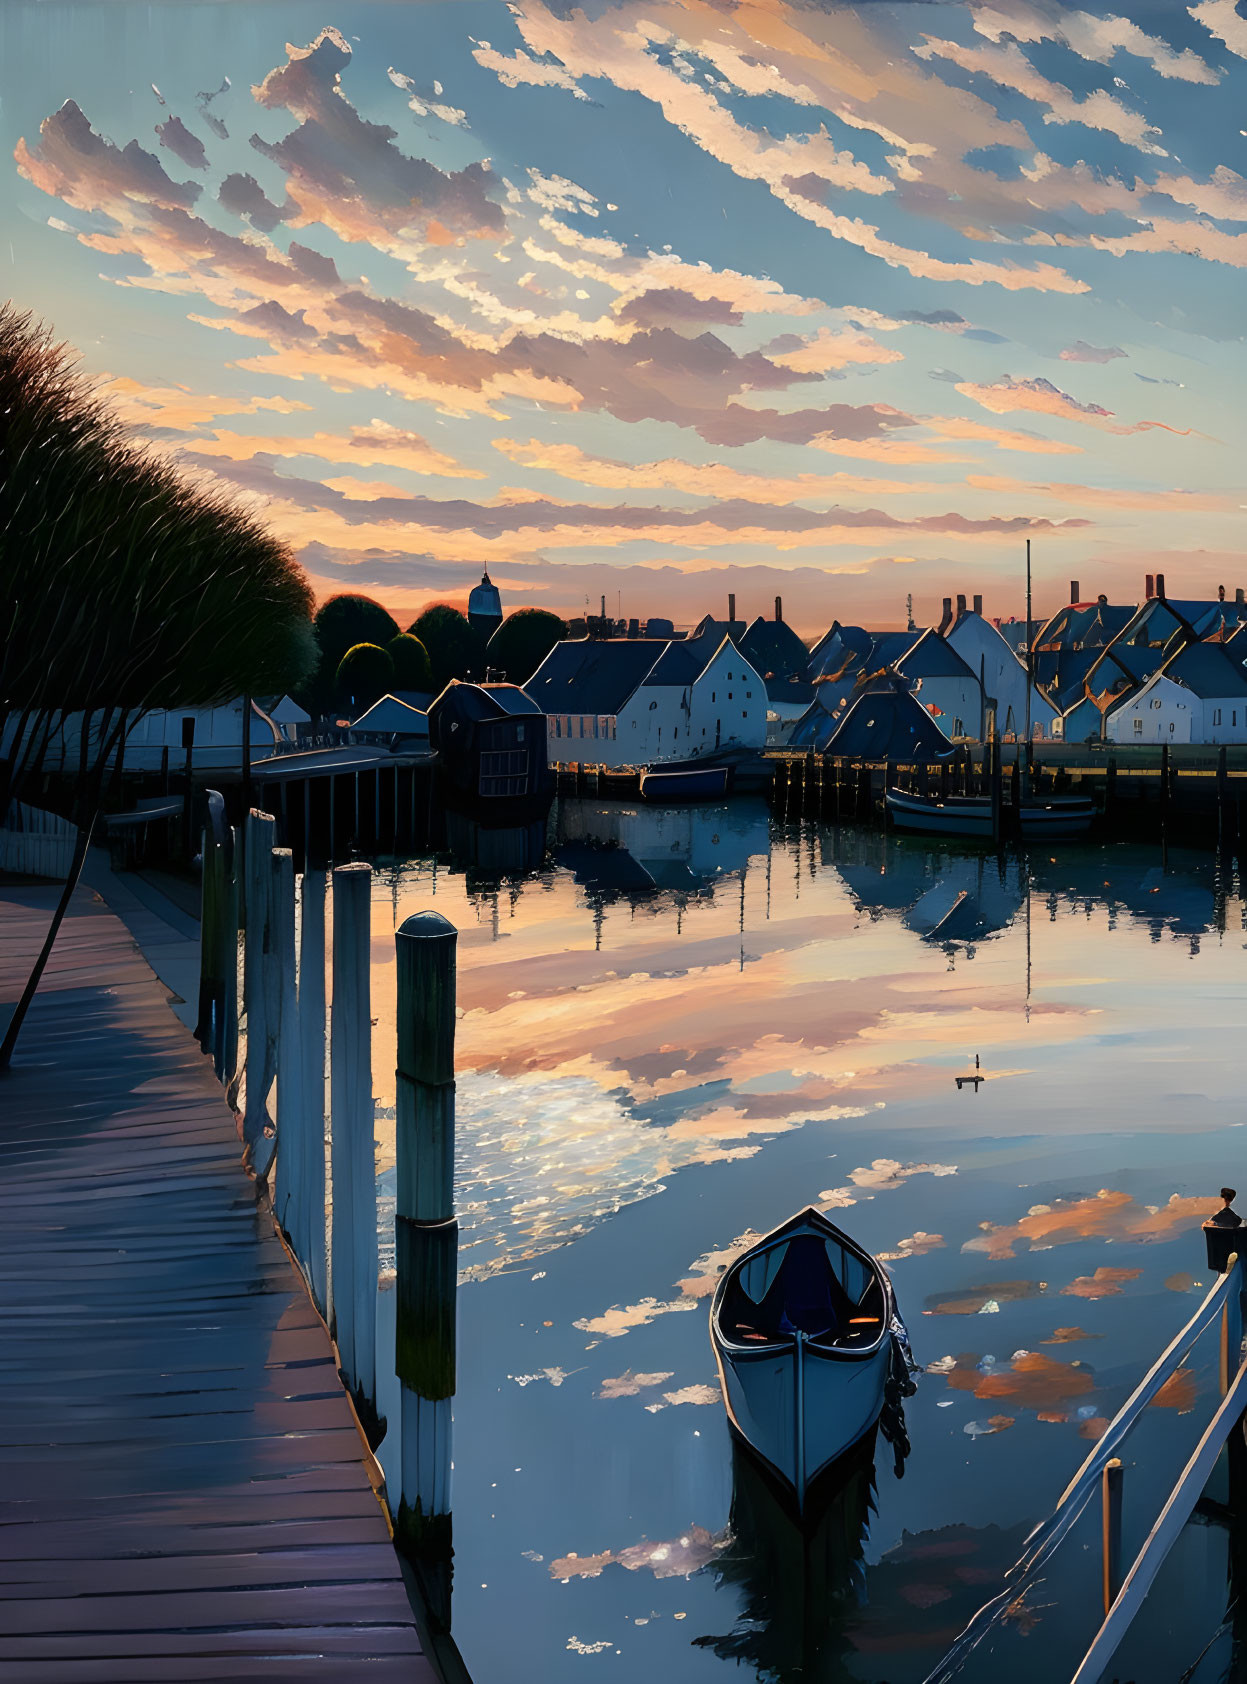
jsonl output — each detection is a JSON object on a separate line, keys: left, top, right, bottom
{"left": 387, "top": 632, "right": 433, "bottom": 693}
{"left": 487, "top": 608, "right": 568, "bottom": 686}
{"left": 336, "top": 642, "right": 394, "bottom": 713}
{"left": 407, "top": 603, "right": 480, "bottom": 692}
{"left": 304, "top": 593, "right": 399, "bottom": 711}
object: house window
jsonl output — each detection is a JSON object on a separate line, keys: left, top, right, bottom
{"left": 1133, "top": 718, "right": 1143, "bottom": 736}
{"left": 1169, "top": 722, "right": 1175, "bottom": 733}
{"left": 479, "top": 749, "right": 528, "bottom": 798}
{"left": 712, "top": 691, "right": 716, "bottom": 702}
{"left": 1151, "top": 699, "right": 1161, "bottom": 709}
{"left": 746, "top": 690, "right": 751, "bottom": 699}
{"left": 673, "top": 728, "right": 678, "bottom": 740}
{"left": 742, "top": 711, "right": 748, "bottom": 719}
{"left": 1215, "top": 708, "right": 1223, "bottom": 725}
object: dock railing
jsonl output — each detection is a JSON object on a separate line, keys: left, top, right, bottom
{"left": 195, "top": 801, "right": 462, "bottom": 1662}
{"left": 922, "top": 1254, "right": 1246, "bottom": 1684}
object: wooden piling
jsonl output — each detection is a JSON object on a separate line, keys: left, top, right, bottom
{"left": 1221, "top": 1254, "right": 1242, "bottom": 1396}
{"left": 299, "top": 868, "right": 328, "bottom": 1314}
{"left": 1161, "top": 742, "right": 1171, "bottom": 865}
{"left": 1105, "top": 756, "right": 1117, "bottom": 821}
{"left": 329, "top": 861, "right": 376, "bottom": 1418}
{"left": 1102, "top": 1458, "right": 1123, "bottom": 1616}
{"left": 941, "top": 758, "right": 951, "bottom": 804}
{"left": 242, "top": 809, "right": 279, "bottom": 1176}
{"left": 223, "top": 825, "right": 241, "bottom": 1107}
{"left": 990, "top": 732, "right": 1003, "bottom": 846}
{"left": 1218, "top": 744, "right": 1228, "bottom": 837}
{"left": 194, "top": 794, "right": 229, "bottom": 1071}
{"left": 271, "top": 848, "right": 302, "bottom": 1247}
{"left": 394, "top": 910, "right": 458, "bottom": 1577}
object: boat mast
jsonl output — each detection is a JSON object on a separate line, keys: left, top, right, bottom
{"left": 794, "top": 1331, "right": 806, "bottom": 1516}
{"left": 1024, "top": 540, "right": 1033, "bottom": 789}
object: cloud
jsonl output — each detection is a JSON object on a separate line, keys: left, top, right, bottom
{"left": 252, "top": 27, "right": 504, "bottom": 252}
{"left": 193, "top": 419, "right": 486, "bottom": 479}
{"left": 1060, "top": 340, "right": 1127, "bottom": 363}
{"left": 196, "top": 76, "right": 231, "bottom": 140}
{"left": 955, "top": 374, "right": 1197, "bottom": 435}
{"left": 1190, "top": 0, "right": 1247, "bottom": 60}
{"left": 98, "top": 375, "right": 312, "bottom": 429}
{"left": 16, "top": 98, "right": 201, "bottom": 212}
{"left": 386, "top": 65, "right": 468, "bottom": 128}
{"left": 963, "top": 1189, "right": 1215, "bottom": 1260}
{"left": 218, "top": 170, "right": 289, "bottom": 231}
{"left": 914, "top": 34, "right": 1166, "bottom": 155}
{"left": 155, "top": 114, "right": 208, "bottom": 170}
{"left": 973, "top": 2, "right": 1220, "bottom": 85}
{"left": 766, "top": 325, "right": 904, "bottom": 374}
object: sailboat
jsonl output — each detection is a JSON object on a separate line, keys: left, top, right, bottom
{"left": 710, "top": 1207, "right": 916, "bottom": 1510}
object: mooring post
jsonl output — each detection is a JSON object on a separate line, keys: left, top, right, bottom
{"left": 222, "top": 825, "right": 242, "bottom": 1104}
{"left": 271, "top": 848, "right": 302, "bottom": 1245}
{"left": 1102, "top": 1457, "right": 1123, "bottom": 1615}
{"left": 194, "top": 793, "right": 227, "bottom": 1064}
{"left": 1105, "top": 755, "right": 1117, "bottom": 824}
{"left": 298, "top": 868, "right": 328, "bottom": 1313}
{"left": 991, "top": 731, "right": 1003, "bottom": 846}
{"left": 1222, "top": 1253, "right": 1242, "bottom": 1396}
{"left": 329, "top": 861, "right": 376, "bottom": 1417}
{"left": 394, "top": 910, "right": 458, "bottom": 1594}
{"left": 242, "top": 809, "right": 279, "bottom": 1175}
{"left": 1160, "top": 741, "right": 1171, "bottom": 866}
{"left": 1218, "top": 744, "right": 1228, "bottom": 838}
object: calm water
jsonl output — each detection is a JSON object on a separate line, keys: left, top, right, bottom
{"left": 353, "top": 800, "right": 1247, "bottom": 1684}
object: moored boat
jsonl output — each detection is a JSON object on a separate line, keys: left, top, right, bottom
{"left": 710, "top": 1207, "right": 915, "bottom": 1511}
{"left": 639, "top": 764, "right": 730, "bottom": 803}
{"left": 885, "top": 786, "right": 1095, "bottom": 841}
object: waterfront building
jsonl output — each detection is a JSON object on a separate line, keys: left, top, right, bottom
{"left": 1104, "top": 643, "right": 1247, "bottom": 744}
{"left": 525, "top": 632, "right": 767, "bottom": 767}
{"left": 348, "top": 694, "right": 430, "bottom": 748}
{"left": 7, "top": 697, "right": 309, "bottom": 773}
{"left": 792, "top": 673, "right": 955, "bottom": 759}
{"left": 940, "top": 594, "right": 1057, "bottom": 739}
{"left": 427, "top": 680, "right": 551, "bottom": 809}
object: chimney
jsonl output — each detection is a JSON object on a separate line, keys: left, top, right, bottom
{"left": 1070, "top": 580, "right": 1080, "bottom": 604}
{"left": 956, "top": 592, "right": 967, "bottom": 619}
{"left": 1145, "top": 573, "right": 1155, "bottom": 600}
{"left": 600, "top": 594, "right": 606, "bottom": 620}
{"left": 728, "top": 592, "right": 736, "bottom": 624}
{"left": 972, "top": 593, "right": 983, "bottom": 616}
{"left": 1156, "top": 572, "right": 1166, "bottom": 600}
{"left": 775, "top": 595, "right": 783, "bottom": 623}
{"left": 1238, "top": 589, "right": 1245, "bottom": 606}
{"left": 939, "top": 596, "right": 953, "bottom": 635}
{"left": 1219, "top": 584, "right": 1226, "bottom": 602}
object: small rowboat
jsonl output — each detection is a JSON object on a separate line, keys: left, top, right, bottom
{"left": 711, "top": 1207, "right": 914, "bottom": 1511}
{"left": 885, "top": 787, "right": 1095, "bottom": 842}
{"left": 639, "top": 763, "right": 730, "bottom": 803}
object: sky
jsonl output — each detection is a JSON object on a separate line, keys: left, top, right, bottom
{"left": 3, "top": 0, "right": 1246, "bottom": 634}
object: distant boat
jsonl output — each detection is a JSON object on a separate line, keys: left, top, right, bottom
{"left": 711, "top": 1207, "right": 913, "bottom": 1511}
{"left": 884, "top": 787, "right": 1095, "bottom": 841}
{"left": 639, "top": 764, "right": 730, "bottom": 802}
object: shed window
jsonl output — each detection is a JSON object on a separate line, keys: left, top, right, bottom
{"left": 1151, "top": 699, "right": 1161, "bottom": 710}
{"left": 1133, "top": 717, "right": 1143, "bottom": 736}
{"left": 1215, "top": 708, "right": 1223, "bottom": 725}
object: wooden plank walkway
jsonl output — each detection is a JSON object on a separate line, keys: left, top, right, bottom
{"left": 0, "top": 883, "right": 435, "bottom": 1683}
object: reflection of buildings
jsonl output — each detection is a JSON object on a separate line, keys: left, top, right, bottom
{"left": 555, "top": 796, "right": 771, "bottom": 898}
{"left": 825, "top": 830, "right": 1025, "bottom": 951}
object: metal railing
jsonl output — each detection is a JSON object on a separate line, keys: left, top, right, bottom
{"left": 922, "top": 1255, "right": 1245, "bottom": 1684}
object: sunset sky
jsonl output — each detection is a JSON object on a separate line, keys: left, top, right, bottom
{"left": 4, "top": 0, "right": 1246, "bottom": 632}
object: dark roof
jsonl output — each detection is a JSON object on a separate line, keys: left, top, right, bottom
{"left": 765, "top": 674, "right": 816, "bottom": 707}
{"left": 427, "top": 680, "right": 542, "bottom": 734}
{"left": 739, "top": 617, "right": 810, "bottom": 681}
{"left": 1035, "top": 646, "right": 1103, "bottom": 710}
{"left": 822, "top": 678, "right": 954, "bottom": 760}
{"left": 1162, "top": 642, "right": 1247, "bottom": 698}
{"left": 861, "top": 630, "right": 920, "bottom": 672}
{"left": 1035, "top": 602, "right": 1133, "bottom": 650}
{"left": 807, "top": 622, "right": 876, "bottom": 682}
{"left": 523, "top": 638, "right": 667, "bottom": 714}
{"left": 896, "top": 628, "right": 977, "bottom": 681}
{"left": 691, "top": 614, "right": 747, "bottom": 642}
{"left": 639, "top": 633, "right": 721, "bottom": 688}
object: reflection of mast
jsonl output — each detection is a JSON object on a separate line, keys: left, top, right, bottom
{"left": 740, "top": 866, "right": 746, "bottom": 972}
{"left": 1025, "top": 852, "right": 1032, "bottom": 1022}
{"left": 766, "top": 843, "right": 772, "bottom": 922}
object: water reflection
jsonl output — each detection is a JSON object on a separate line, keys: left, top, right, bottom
{"left": 358, "top": 806, "right": 1247, "bottom": 1683}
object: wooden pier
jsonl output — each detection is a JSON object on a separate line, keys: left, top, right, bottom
{"left": 0, "top": 882, "right": 435, "bottom": 1682}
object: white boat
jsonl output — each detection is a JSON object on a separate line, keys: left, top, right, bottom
{"left": 885, "top": 788, "right": 995, "bottom": 839}
{"left": 885, "top": 787, "right": 1095, "bottom": 842}
{"left": 710, "top": 1207, "right": 911, "bottom": 1511}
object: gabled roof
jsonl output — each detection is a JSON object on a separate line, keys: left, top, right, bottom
{"left": 350, "top": 694, "right": 429, "bottom": 733}
{"left": 1160, "top": 641, "right": 1247, "bottom": 698}
{"left": 807, "top": 622, "right": 876, "bottom": 683}
{"left": 428, "top": 679, "right": 543, "bottom": 733}
{"left": 820, "top": 677, "right": 954, "bottom": 760}
{"left": 861, "top": 630, "right": 921, "bottom": 672}
{"left": 1034, "top": 646, "right": 1104, "bottom": 711}
{"left": 524, "top": 637, "right": 668, "bottom": 715}
{"left": 691, "top": 614, "right": 747, "bottom": 642}
{"left": 1034, "top": 602, "right": 1134, "bottom": 651}
{"left": 895, "top": 627, "right": 975, "bottom": 680}
{"left": 639, "top": 633, "right": 721, "bottom": 688}
{"left": 739, "top": 616, "right": 810, "bottom": 681}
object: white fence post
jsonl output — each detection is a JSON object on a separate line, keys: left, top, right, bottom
{"left": 242, "top": 809, "right": 279, "bottom": 1174}
{"left": 299, "top": 868, "right": 328, "bottom": 1315}
{"left": 271, "top": 848, "right": 301, "bottom": 1244}
{"left": 394, "top": 910, "right": 457, "bottom": 1589}
{"left": 329, "top": 861, "right": 375, "bottom": 1418}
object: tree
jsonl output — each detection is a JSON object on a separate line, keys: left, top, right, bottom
{"left": 0, "top": 305, "right": 317, "bottom": 1069}
{"left": 304, "top": 594, "right": 399, "bottom": 714}
{"left": 336, "top": 642, "right": 394, "bottom": 712}
{"left": 487, "top": 608, "right": 568, "bottom": 685}
{"left": 408, "top": 603, "right": 480, "bottom": 692}
{"left": 387, "top": 632, "right": 433, "bottom": 692}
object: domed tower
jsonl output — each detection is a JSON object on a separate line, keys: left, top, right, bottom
{"left": 468, "top": 569, "right": 503, "bottom": 640}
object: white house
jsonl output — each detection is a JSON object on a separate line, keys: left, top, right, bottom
{"left": 1105, "top": 644, "right": 1247, "bottom": 744}
{"left": 525, "top": 633, "right": 768, "bottom": 768}
{"left": 4, "top": 696, "right": 308, "bottom": 775}
{"left": 942, "top": 597, "right": 1057, "bottom": 740}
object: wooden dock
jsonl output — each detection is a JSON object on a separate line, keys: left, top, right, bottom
{"left": 0, "top": 883, "right": 436, "bottom": 1683}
